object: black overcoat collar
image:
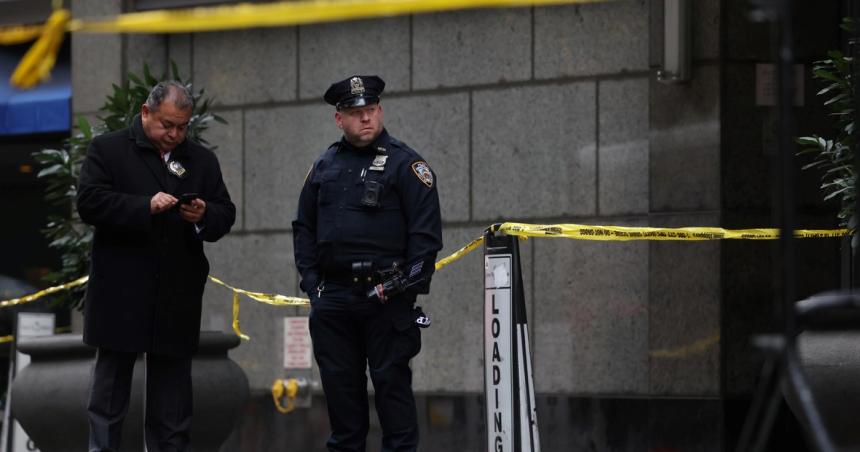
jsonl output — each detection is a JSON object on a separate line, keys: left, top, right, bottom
{"left": 129, "top": 114, "right": 191, "bottom": 193}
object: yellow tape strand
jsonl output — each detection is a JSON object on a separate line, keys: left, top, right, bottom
{"left": 0, "top": 25, "right": 44, "bottom": 45}
{"left": 435, "top": 235, "right": 485, "bottom": 271}
{"left": 209, "top": 275, "right": 311, "bottom": 307}
{"left": 4, "top": 1, "right": 605, "bottom": 87}
{"left": 0, "top": 224, "right": 849, "bottom": 311}
{"left": 0, "top": 275, "right": 88, "bottom": 309}
{"left": 231, "top": 290, "right": 250, "bottom": 341}
{"left": 67, "top": 0, "right": 606, "bottom": 34}
{"left": 9, "top": 9, "right": 69, "bottom": 88}
{"left": 497, "top": 222, "right": 851, "bottom": 241}
{"left": 650, "top": 333, "right": 720, "bottom": 359}
{"left": 0, "top": 223, "right": 851, "bottom": 344}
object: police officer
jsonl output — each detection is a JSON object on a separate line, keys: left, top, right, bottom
{"left": 293, "top": 75, "right": 443, "bottom": 452}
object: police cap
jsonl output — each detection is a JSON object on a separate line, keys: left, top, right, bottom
{"left": 324, "top": 75, "right": 385, "bottom": 110}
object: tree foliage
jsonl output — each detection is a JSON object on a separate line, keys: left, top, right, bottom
{"left": 797, "top": 18, "right": 856, "bottom": 238}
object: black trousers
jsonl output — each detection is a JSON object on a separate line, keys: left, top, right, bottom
{"left": 309, "top": 286, "right": 422, "bottom": 452}
{"left": 87, "top": 348, "right": 193, "bottom": 452}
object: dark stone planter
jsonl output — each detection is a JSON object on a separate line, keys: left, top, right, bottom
{"left": 785, "top": 331, "right": 860, "bottom": 448}
{"left": 10, "top": 331, "right": 249, "bottom": 452}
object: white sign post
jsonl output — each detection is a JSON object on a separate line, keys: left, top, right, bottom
{"left": 484, "top": 233, "right": 540, "bottom": 452}
{"left": 485, "top": 254, "right": 514, "bottom": 451}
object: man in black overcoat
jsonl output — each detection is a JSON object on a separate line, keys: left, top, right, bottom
{"left": 76, "top": 81, "right": 235, "bottom": 452}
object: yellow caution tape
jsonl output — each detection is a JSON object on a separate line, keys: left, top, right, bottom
{"left": 9, "top": 9, "right": 69, "bottom": 89}
{"left": 271, "top": 378, "right": 299, "bottom": 414}
{"left": 0, "top": 275, "right": 88, "bottom": 309}
{"left": 0, "top": 25, "right": 44, "bottom": 45}
{"left": 649, "top": 333, "right": 720, "bottom": 359}
{"left": 231, "top": 291, "right": 250, "bottom": 341}
{"left": 3, "top": 0, "right": 605, "bottom": 88}
{"left": 496, "top": 222, "right": 850, "bottom": 241}
{"left": 208, "top": 275, "right": 311, "bottom": 341}
{"left": 0, "top": 223, "right": 850, "bottom": 343}
{"left": 67, "top": 0, "right": 605, "bottom": 34}
{"left": 208, "top": 275, "right": 310, "bottom": 307}
{"left": 437, "top": 223, "right": 851, "bottom": 275}
{"left": 214, "top": 233, "right": 488, "bottom": 340}
{"left": 435, "top": 235, "right": 484, "bottom": 271}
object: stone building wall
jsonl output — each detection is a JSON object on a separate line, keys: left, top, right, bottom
{"left": 71, "top": 0, "right": 726, "bottom": 399}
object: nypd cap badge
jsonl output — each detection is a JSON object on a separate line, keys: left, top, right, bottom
{"left": 411, "top": 161, "right": 434, "bottom": 188}
{"left": 350, "top": 76, "right": 365, "bottom": 95}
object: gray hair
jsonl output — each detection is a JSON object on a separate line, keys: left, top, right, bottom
{"left": 145, "top": 81, "right": 194, "bottom": 112}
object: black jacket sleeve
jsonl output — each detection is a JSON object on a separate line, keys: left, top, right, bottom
{"left": 398, "top": 158, "right": 443, "bottom": 292}
{"left": 198, "top": 153, "right": 236, "bottom": 243}
{"left": 292, "top": 165, "right": 320, "bottom": 294}
{"left": 77, "top": 137, "right": 152, "bottom": 232}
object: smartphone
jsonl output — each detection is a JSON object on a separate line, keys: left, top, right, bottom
{"left": 179, "top": 193, "right": 199, "bottom": 205}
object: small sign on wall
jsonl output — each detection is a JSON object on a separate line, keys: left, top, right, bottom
{"left": 283, "top": 317, "right": 312, "bottom": 369}
{"left": 756, "top": 63, "right": 805, "bottom": 106}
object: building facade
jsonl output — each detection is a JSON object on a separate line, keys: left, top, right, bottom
{"left": 59, "top": 0, "right": 848, "bottom": 450}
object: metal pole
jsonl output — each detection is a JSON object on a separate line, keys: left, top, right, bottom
{"left": 776, "top": 1, "right": 836, "bottom": 450}
{"left": 776, "top": 0, "right": 797, "bottom": 353}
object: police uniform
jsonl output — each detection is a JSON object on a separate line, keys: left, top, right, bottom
{"left": 292, "top": 75, "right": 443, "bottom": 452}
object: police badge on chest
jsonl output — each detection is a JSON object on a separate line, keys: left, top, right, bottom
{"left": 167, "top": 160, "right": 189, "bottom": 179}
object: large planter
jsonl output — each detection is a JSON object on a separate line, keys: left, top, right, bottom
{"left": 785, "top": 331, "right": 860, "bottom": 448}
{"left": 10, "top": 331, "right": 249, "bottom": 452}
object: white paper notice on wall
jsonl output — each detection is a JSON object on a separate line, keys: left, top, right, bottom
{"left": 283, "top": 317, "right": 312, "bottom": 369}
{"left": 756, "top": 63, "right": 805, "bottom": 107}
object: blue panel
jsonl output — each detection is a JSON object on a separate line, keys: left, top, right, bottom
{"left": 0, "top": 51, "right": 71, "bottom": 136}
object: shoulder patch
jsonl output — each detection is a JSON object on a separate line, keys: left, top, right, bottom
{"left": 411, "top": 161, "right": 434, "bottom": 188}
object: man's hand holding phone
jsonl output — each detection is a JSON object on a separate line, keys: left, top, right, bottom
{"left": 178, "top": 193, "right": 206, "bottom": 223}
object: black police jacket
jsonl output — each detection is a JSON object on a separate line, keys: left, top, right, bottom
{"left": 292, "top": 129, "right": 443, "bottom": 295}
{"left": 76, "top": 115, "right": 235, "bottom": 356}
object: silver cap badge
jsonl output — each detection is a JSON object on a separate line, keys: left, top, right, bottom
{"left": 350, "top": 77, "right": 365, "bottom": 95}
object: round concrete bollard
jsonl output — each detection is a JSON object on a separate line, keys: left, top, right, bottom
{"left": 10, "top": 331, "right": 248, "bottom": 452}
{"left": 191, "top": 331, "right": 250, "bottom": 451}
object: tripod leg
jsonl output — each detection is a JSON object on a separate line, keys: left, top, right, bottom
{"left": 750, "top": 378, "right": 784, "bottom": 452}
{"left": 737, "top": 354, "right": 781, "bottom": 452}
{"left": 783, "top": 349, "right": 837, "bottom": 452}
